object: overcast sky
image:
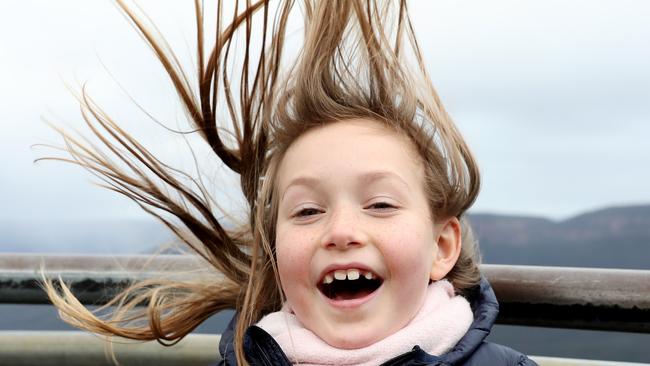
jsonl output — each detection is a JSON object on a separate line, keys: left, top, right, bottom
{"left": 1, "top": 0, "right": 649, "bottom": 224}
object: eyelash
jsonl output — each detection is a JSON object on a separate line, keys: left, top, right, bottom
{"left": 291, "top": 201, "right": 398, "bottom": 219}
{"left": 366, "top": 201, "right": 397, "bottom": 210}
{"left": 293, "top": 207, "right": 323, "bottom": 218}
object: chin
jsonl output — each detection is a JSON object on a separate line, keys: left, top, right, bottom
{"left": 323, "top": 330, "right": 383, "bottom": 350}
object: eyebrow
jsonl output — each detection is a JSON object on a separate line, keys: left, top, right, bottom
{"left": 358, "top": 170, "right": 411, "bottom": 190}
{"left": 280, "top": 170, "right": 411, "bottom": 203}
{"left": 280, "top": 176, "right": 322, "bottom": 204}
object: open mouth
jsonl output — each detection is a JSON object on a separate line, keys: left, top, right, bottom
{"left": 317, "top": 268, "right": 383, "bottom": 301}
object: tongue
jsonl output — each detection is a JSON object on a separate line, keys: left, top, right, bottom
{"left": 333, "top": 288, "right": 374, "bottom": 301}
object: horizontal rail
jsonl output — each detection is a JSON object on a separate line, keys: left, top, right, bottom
{"left": 0, "top": 331, "right": 648, "bottom": 366}
{"left": 483, "top": 264, "right": 650, "bottom": 332}
{"left": 1, "top": 253, "right": 650, "bottom": 332}
{"left": 532, "top": 357, "right": 649, "bottom": 366}
{"left": 0, "top": 331, "right": 219, "bottom": 366}
{"left": 0, "top": 253, "right": 212, "bottom": 304}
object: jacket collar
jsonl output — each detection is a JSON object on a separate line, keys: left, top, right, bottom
{"left": 219, "top": 277, "right": 499, "bottom": 365}
{"left": 437, "top": 277, "right": 499, "bottom": 364}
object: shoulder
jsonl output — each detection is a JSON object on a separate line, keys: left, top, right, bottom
{"left": 457, "top": 341, "right": 538, "bottom": 366}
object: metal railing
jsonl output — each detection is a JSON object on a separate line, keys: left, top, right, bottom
{"left": 0, "top": 331, "right": 648, "bottom": 366}
{"left": 1, "top": 253, "right": 649, "bottom": 365}
{"left": 0, "top": 331, "right": 219, "bottom": 366}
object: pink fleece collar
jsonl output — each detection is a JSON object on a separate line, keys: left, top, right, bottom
{"left": 256, "top": 280, "right": 473, "bottom": 366}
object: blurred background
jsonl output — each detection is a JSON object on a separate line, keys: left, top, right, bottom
{"left": 1, "top": 0, "right": 649, "bottom": 362}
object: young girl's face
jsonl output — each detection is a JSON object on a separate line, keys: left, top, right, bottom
{"left": 275, "top": 119, "right": 452, "bottom": 349}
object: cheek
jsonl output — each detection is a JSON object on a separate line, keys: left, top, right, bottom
{"left": 275, "top": 226, "right": 315, "bottom": 286}
{"left": 383, "top": 221, "right": 436, "bottom": 278}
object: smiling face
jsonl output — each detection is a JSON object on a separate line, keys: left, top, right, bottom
{"left": 274, "top": 119, "right": 453, "bottom": 349}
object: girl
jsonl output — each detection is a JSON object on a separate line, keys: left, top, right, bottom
{"left": 45, "top": 0, "right": 537, "bottom": 365}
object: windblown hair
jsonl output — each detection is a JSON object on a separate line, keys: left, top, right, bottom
{"left": 43, "top": 0, "right": 481, "bottom": 365}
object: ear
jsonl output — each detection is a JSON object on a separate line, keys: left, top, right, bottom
{"left": 430, "top": 216, "right": 462, "bottom": 281}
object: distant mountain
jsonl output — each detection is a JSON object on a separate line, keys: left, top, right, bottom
{"left": 1, "top": 204, "right": 649, "bottom": 269}
{"left": 0, "top": 218, "right": 174, "bottom": 254}
{"left": 469, "top": 204, "right": 650, "bottom": 269}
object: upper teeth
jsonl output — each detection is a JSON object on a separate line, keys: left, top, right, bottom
{"left": 323, "top": 269, "right": 374, "bottom": 284}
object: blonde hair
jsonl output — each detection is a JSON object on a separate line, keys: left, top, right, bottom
{"left": 44, "top": 1, "right": 481, "bottom": 365}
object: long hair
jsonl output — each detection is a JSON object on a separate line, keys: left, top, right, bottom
{"left": 43, "top": 1, "right": 481, "bottom": 365}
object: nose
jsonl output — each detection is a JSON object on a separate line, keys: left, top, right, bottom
{"left": 321, "top": 205, "right": 364, "bottom": 250}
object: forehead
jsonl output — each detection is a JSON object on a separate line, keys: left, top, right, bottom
{"left": 276, "top": 119, "right": 424, "bottom": 190}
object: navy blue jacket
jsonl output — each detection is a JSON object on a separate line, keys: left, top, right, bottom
{"left": 218, "top": 278, "right": 538, "bottom": 365}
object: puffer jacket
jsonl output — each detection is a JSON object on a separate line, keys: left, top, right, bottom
{"left": 218, "top": 277, "right": 538, "bottom": 365}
